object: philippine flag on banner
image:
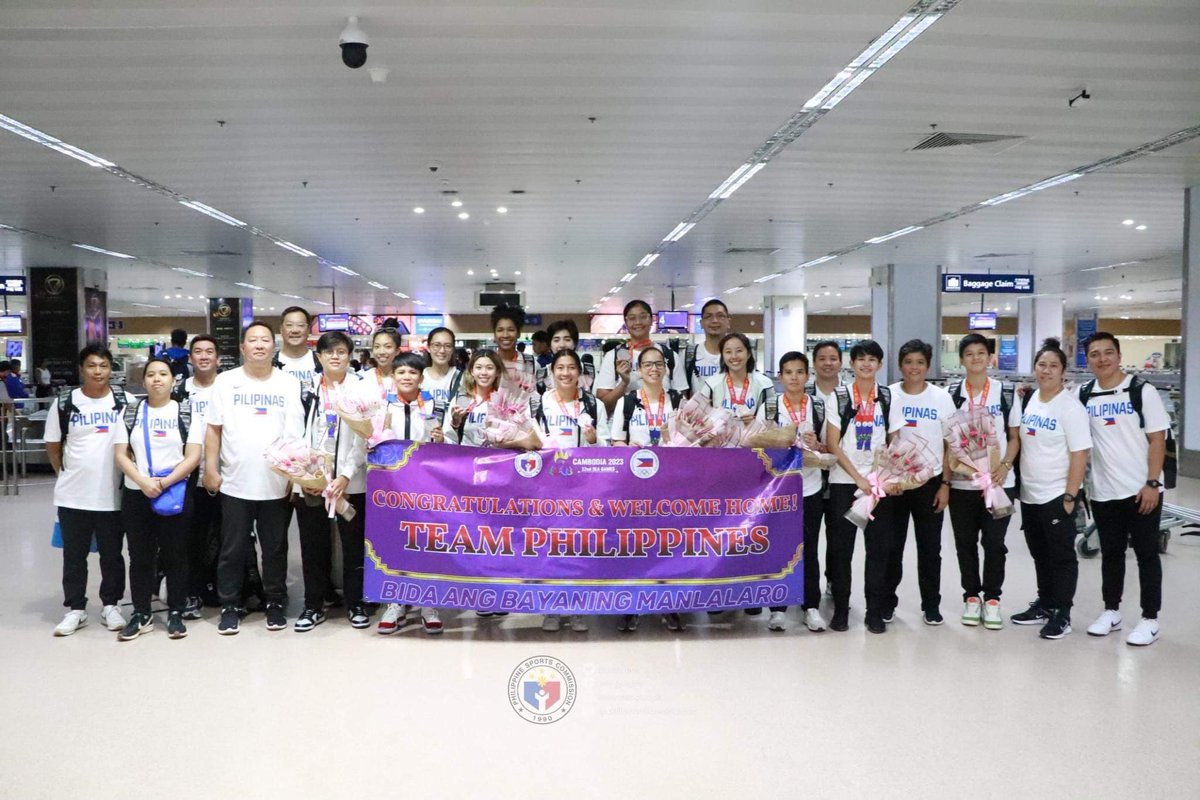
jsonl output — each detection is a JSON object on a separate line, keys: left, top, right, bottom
{"left": 636, "top": 456, "right": 655, "bottom": 469}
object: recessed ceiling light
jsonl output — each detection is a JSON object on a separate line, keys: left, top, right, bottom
{"left": 164, "top": 294, "right": 170, "bottom": 299}
{"left": 496, "top": 207, "right": 508, "bottom": 214}
{"left": 175, "top": 294, "right": 182, "bottom": 298}
{"left": 269, "top": 306, "right": 275, "bottom": 311}
{"left": 1135, "top": 224, "right": 1147, "bottom": 230}
{"left": 451, "top": 200, "right": 463, "bottom": 208}
{"left": 467, "top": 269, "right": 474, "bottom": 276}
{"left": 1122, "top": 219, "right": 1135, "bottom": 225}
{"left": 824, "top": 291, "right": 831, "bottom": 296}
{"left": 514, "top": 270, "right": 522, "bottom": 275}
{"left": 413, "top": 207, "right": 425, "bottom": 214}
{"left": 458, "top": 212, "right": 470, "bottom": 220}
{"left": 1120, "top": 315, "right": 1130, "bottom": 319}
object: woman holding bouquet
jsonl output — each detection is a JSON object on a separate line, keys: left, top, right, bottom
{"left": 1013, "top": 338, "right": 1092, "bottom": 640}
{"left": 437, "top": 351, "right": 505, "bottom": 446}
{"left": 491, "top": 304, "right": 536, "bottom": 391}
{"left": 946, "top": 334, "right": 1022, "bottom": 629}
{"left": 701, "top": 332, "right": 777, "bottom": 424}
{"left": 824, "top": 340, "right": 895, "bottom": 634}
{"left": 293, "top": 332, "right": 371, "bottom": 634}
{"left": 609, "top": 347, "right": 686, "bottom": 632}
{"left": 535, "top": 349, "right": 608, "bottom": 634}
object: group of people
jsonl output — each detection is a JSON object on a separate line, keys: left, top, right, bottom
{"left": 44, "top": 298, "right": 1169, "bottom": 647}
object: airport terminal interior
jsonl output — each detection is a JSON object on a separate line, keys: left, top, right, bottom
{"left": 1, "top": 1, "right": 1198, "bottom": 798}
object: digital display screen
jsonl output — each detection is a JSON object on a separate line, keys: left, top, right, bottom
{"left": 656, "top": 310, "right": 690, "bottom": 330}
{"left": 968, "top": 312, "right": 998, "bottom": 330}
{"left": 317, "top": 313, "right": 350, "bottom": 332}
{"left": 0, "top": 315, "right": 24, "bottom": 334}
{"left": 6, "top": 340, "right": 22, "bottom": 358}
{"left": 0, "top": 276, "right": 27, "bottom": 296}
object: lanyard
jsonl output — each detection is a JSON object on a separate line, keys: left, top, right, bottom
{"left": 965, "top": 378, "right": 989, "bottom": 413}
{"left": 727, "top": 375, "right": 750, "bottom": 408}
{"left": 782, "top": 394, "right": 808, "bottom": 428}
{"left": 466, "top": 390, "right": 491, "bottom": 416}
{"left": 372, "top": 369, "right": 395, "bottom": 402}
{"left": 853, "top": 383, "right": 876, "bottom": 423}
{"left": 640, "top": 389, "right": 666, "bottom": 427}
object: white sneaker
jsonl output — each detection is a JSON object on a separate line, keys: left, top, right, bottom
{"left": 569, "top": 615, "right": 588, "bottom": 633}
{"left": 767, "top": 611, "right": 787, "bottom": 631}
{"left": 53, "top": 609, "right": 88, "bottom": 637}
{"left": 961, "top": 597, "right": 982, "bottom": 626}
{"left": 376, "top": 603, "right": 404, "bottom": 635}
{"left": 1126, "top": 618, "right": 1159, "bottom": 647}
{"left": 1087, "top": 609, "right": 1123, "bottom": 637}
{"left": 541, "top": 615, "right": 561, "bottom": 632}
{"left": 101, "top": 604, "right": 125, "bottom": 631}
{"left": 982, "top": 599, "right": 1003, "bottom": 630}
{"left": 421, "top": 608, "right": 443, "bottom": 635}
{"left": 804, "top": 608, "right": 826, "bottom": 632}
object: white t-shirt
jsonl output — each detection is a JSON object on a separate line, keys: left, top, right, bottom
{"left": 183, "top": 376, "right": 216, "bottom": 479}
{"left": 1019, "top": 389, "right": 1093, "bottom": 505}
{"left": 422, "top": 367, "right": 460, "bottom": 409}
{"left": 206, "top": 367, "right": 305, "bottom": 500}
{"left": 277, "top": 350, "right": 318, "bottom": 390}
{"left": 123, "top": 399, "right": 203, "bottom": 490}
{"left": 689, "top": 342, "right": 723, "bottom": 397}
{"left": 538, "top": 389, "right": 610, "bottom": 448}
{"left": 442, "top": 394, "right": 491, "bottom": 446}
{"left": 362, "top": 368, "right": 397, "bottom": 404}
{"left": 499, "top": 353, "right": 535, "bottom": 391}
{"left": 44, "top": 389, "right": 131, "bottom": 511}
{"left": 304, "top": 373, "right": 369, "bottom": 495}
{"left": 828, "top": 384, "right": 889, "bottom": 485}
{"left": 610, "top": 389, "right": 680, "bottom": 447}
{"left": 1080, "top": 375, "right": 1170, "bottom": 502}
{"left": 948, "top": 378, "right": 1023, "bottom": 491}
{"left": 702, "top": 371, "right": 777, "bottom": 420}
{"left": 887, "top": 382, "right": 956, "bottom": 474}
{"left": 810, "top": 381, "right": 841, "bottom": 476}
{"left": 386, "top": 391, "right": 438, "bottom": 444}
{"left": 595, "top": 343, "right": 689, "bottom": 395}
{"left": 774, "top": 393, "right": 825, "bottom": 498}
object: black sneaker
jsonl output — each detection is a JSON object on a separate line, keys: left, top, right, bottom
{"left": 265, "top": 604, "right": 287, "bottom": 631}
{"left": 830, "top": 608, "right": 850, "bottom": 632}
{"left": 662, "top": 613, "right": 685, "bottom": 632}
{"left": 743, "top": 607, "right": 763, "bottom": 616}
{"left": 167, "top": 611, "right": 188, "bottom": 639}
{"left": 1011, "top": 600, "right": 1050, "bottom": 626}
{"left": 294, "top": 607, "right": 326, "bottom": 632}
{"left": 218, "top": 607, "right": 241, "bottom": 635}
{"left": 323, "top": 588, "right": 344, "bottom": 609}
{"left": 347, "top": 604, "right": 371, "bottom": 629}
{"left": 1039, "top": 610, "right": 1072, "bottom": 640}
{"left": 182, "top": 596, "right": 203, "bottom": 620}
{"left": 618, "top": 614, "right": 639, "bottom": 632}
{"left": 923, "top": 608, "right": 945, "bottom": 626}
{"left": 881, "top": 608, "right": 895, "bottom": 624}
{"left": 118, "top": 612, "right": 154, "bottom": 641}
{"left": 866, "top": 613, "right": 886, "bottom": 634}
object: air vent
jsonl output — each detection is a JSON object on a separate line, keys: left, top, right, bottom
{"left": 724, "top": 247, "right": 780, "bottom": 256}
{"left": 909, "top": 132, "right": 1026, "bottom": 154}
{"left": 181, "top": 249, "right": 242, "bottom": 257}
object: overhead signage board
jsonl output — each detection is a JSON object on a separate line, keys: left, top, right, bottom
{"left": 0, "top": 275, "right": 27, "bottom": 296}
{"left": 942, "top": 273, "right": 1034, "bottom": 294}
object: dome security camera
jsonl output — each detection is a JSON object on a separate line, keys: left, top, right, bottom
{"left": 339, "top": 16, "right": 369, "bottom": 69}
{"left": 427, "top": 161, "right": 442, "bottom": 173}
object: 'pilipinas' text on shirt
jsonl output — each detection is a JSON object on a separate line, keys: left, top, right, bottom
{"left": 1022, "top": 413, "right": 1058, "bottom": 431}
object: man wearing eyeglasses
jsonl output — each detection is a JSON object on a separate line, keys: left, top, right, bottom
{"left": 687, "top": 298, "right": 733, "bottom": 397}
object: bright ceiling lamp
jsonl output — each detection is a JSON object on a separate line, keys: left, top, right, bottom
{"left": 709, "top": 162, "right": 766, "bottom": 199}
{"left": 179, "top": 200, "right": 246, "bottom": 228}
{"left": 981, "top": 173, "right": 1081, "bottom": 206}
{"left": 663, "top": 222, "right": 695, "bottom": 243}
{"left": 393, "top": 291, "right": 409, "bottom": 299}
{"left": 725, "top": 286, "right": 744, "bottom": 294}
{"left": 73, "top": 243, "right": 135, "bottom": 259}
{"left": 621, "top": 272, "right": 637, "bottom": 282}
{"left": 0, "top": 114, "right": 115, "bottom": 168}
{"left": 799, "top": 255, "right": 837, "bottom": 268}
{"left": 636, "top": 254, "right": 659, "bottom": 267}
{"left": 367, "top": 281, "right": 388, "bottom": 289}
{"left": 275, "top": 240, "right": 316, "bottom": 257}
{"left": 234, "top": 282, "right": 265, "bottom": 290}
{"left": 172, "top": 267, "right": 214, "bottom": 278}
{"left": 848, "top": 15, "right": 917, "bottom": 68}
{"left": 753, "top": 272, "right": 782, "bottom": 283}
{"left": 329, "top": 264, "right": 359, "bottom": 276}
{"left": 866, "top": 225, "right": 923, "bottom": 244}
{"left": 866, "top": 14, "right": 942, "bottom": 68}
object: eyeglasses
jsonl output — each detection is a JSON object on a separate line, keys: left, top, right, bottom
{"left": 625, "top": 314, "right": 652, "bottom": 323}
{"left": 640, "top": 361, "right": 666, "bottom": 370}
{"left": 429, "top": 343, "right": 454, "bottom": 351}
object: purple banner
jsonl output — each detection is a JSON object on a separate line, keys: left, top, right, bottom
{"left": 364, "top": 442, "right": 805, "bottom": 614}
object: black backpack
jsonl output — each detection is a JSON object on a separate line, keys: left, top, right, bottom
{"left": 1077, "top": 375, "right": 1148, "bottom": 428}
{"left": 123, "top": 397, "right": 192, "bottom": 441}
{"left": 55, "top": 386, "right": 129, "bottom": 469}
{"left": 537, "top": 391, "right": 600, "bottom": 436}
{"left": 773, "top": 394, "right": 826, "bottom": 442}
{"left": 948, "top": 379, "right": 1016, "bottom": 422}
{"left": 168, "top": 351, "right": 190, "bottom": 381}
{"left": 834, "top": 384, "right": 892, "bottom": 439}
{"left": 621, "top": 389, "right": 682, "bottom": 434}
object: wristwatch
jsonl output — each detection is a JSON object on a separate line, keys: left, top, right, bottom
{"left": 1146, "top": 479, "right": 1163, "bottom": 489}
{"left": 1000, "top": 460, "right": 1013, "bottom": 469}
{"left": 1063, "top": 493, "right": 1077, "bottom": 503}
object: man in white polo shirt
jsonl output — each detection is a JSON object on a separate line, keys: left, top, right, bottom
{"left": 1078, "top": 332, "right": 1169, "bottom": 646}
{"left": 204, "top": 321, "right": 304, "bottom": 635}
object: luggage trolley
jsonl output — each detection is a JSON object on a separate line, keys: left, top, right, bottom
{"left": 1077, "top": 502, "right": 1200, "bottom": 558}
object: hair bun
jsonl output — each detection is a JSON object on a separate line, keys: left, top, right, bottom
{"left": 1041, "top": 337, "right": 1062, "bottom": 350}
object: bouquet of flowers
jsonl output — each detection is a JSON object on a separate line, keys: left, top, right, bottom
{"left": 844, "top": 435, "right": 939, "bottom": 529}
{"left": 666, "top": 394, "right": 743, "bottom": 448}
{"left": 263, "top": 438, "right": 355, "bottom": 520}
{"left": 484, "top": 385, "right": 541, "bottom": 450}
{"left": 336, "top": 393, "right": 391, "bottom": 446}
{"left": 945, "top": 406, "right": 1014, "bottom": 519}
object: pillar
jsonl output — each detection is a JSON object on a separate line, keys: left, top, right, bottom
{"left": 29, "top": 267, "right": 108, "bottom": 383}
{"left": 1181, "top": 185, "right": 1199, "bottom": 477}
{"left": 1016, "top": 296, "right": 1064, "bottom": 374}
{"left": 207, "top": 297, "right": 254, "bottom": 371}
{"left": 870, "top": 263, "right": 942, "bottom": 384}
{"left": 762, "top": 295, "right": 807, "bottom": 375}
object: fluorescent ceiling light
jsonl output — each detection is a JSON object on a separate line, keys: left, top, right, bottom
{"left": 234, "top": 282, "right": 264, "bottom": 290}
{"left": 413, "top": 207, "right": 425, "bottom": 214}
{"left": 609, "top": 286, "right": 622, "bottom": 294}
{"left": 412, "top": 299, "right": 426, "bottom": 306}
{"left": 131, "top": 302, "right": 160, "bottom": 308}
{"left": 636, "top": 254, "right": 658, "bottom": 268}
{"left": 709, "top": 162, "right": 767, "bottom": 199}
{"left": 725, "top": 286, "right": 744, "bottom": 294}
{"left": 803, "top": 70, "right": 855, "bottom": 110}
{"left": 753, "top": 272, "right": 782, "bottom": 283}
{"left": 709, "top": 163, "right": 754, "bottom": 198}
{"left": 867, "top": 14, "right": 941, "bottom": 69}
{"left": 982, "top": 173, "right": 1082, "bottom": 206}
{"left": 310, "top": 300, "right": 331, "bottom": 307}
{"left": 848, "top": 15, "right": 917, "bottom": 68}
{"left": 393, "top": 291, "right": 409, "bottom": 299}
{"left": 1135, "top": 224, "right": 1147, "bottom": 231}
{"left": 865, "top": 225, "right": 923, "bottom": 244}
{"left": 275, "top": 240, "right": 316, "bottom": 258}
{"left": 73, "top": 243, "right": 135, "bottom": 259}
{"left": 718, "top": 162, "right": 766, "bottom": 199}
{"left": 179, "top": 200, "right": 246, "bottom": 228}
{"left": 680, "top": 303, "right": 694, "bottom": 309}
{"left": 171, "top": 267, "right": 215, "bottom": 278}
{"left": 842, "top": 304, "right": 866, "bottom": 310}
{"left": 663, "top": 222, "right": 695, "bottom": 243}
{"left": 329, "top": 265, "right": 359, "bottom": 276}
{"left": 822, "top": 69, "right": 875, "bottom": 109}
{"left": 281, "top": 293, "right": 303, "bottom": 299}
{"left": 621, "top": 272, "right": 637, "bottom": 282}
{"left": 799, "top": 255, "right": 837, "bottom": 268}
{"left": 367, "top": 281, "right": 388, "bottom": 289}
{"left": 0, "top": 114, "right": 115, "bottom": 168}
{"left": 1122, "top": 219, "right": 1135, "bottom": 225}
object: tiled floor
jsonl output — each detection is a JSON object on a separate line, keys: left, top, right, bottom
{"left": 2, "top": 476, "right": 1198, "bottom": 799}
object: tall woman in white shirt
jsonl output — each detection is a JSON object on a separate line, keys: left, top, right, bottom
{"left": 437, "top": 351, "right": 505, "bottom": 447}
{"left": 363, "top": 329, "right": 401, "bottom": 404}
{"left": 1011, "top": 338, "right": 1092, "bottom": 640}
{"left": 114, "top": 357, "right": 202, "bottom": 640}
{"left": 701, "top": 332, "right": 776, "bottom": 424}
{"left": 422, "top": 327, "right": 463, "bottom": 413}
